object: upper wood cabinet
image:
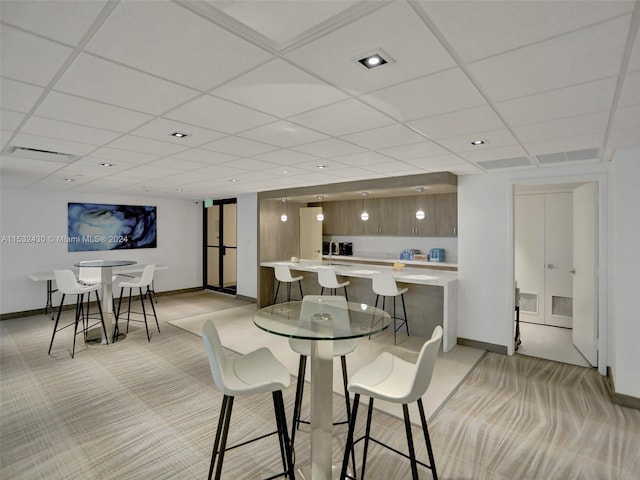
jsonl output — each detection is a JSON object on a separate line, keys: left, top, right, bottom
{"left": 322, "top": 193, "right": 457, "bottom": 237}
{"left": 435, "top": 193, "right": 458, "bottom": 237}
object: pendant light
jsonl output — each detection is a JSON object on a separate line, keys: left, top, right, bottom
{"left": 360, "top": 191, "right": 369, "bottom": 221}
{"left": 280, "top": 197, "right": 288, "bottom": 222}
{"left": 415, "top": 186, "right": 426, "bottom": 220}
{"left": 316, "top": 194, "right": 324, "bottom": 221}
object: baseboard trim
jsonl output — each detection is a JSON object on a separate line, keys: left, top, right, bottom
{"left": 607, "top": 367, "right": 640, "bottom": 410}
{"left": 235, "top": 294, "right": 256, "bottom": 303}
{"left": 457, "top": 337, "right": 507, "bottom": 354}
{"left": 0, "top": 287, "right": 203, "bottom": 321}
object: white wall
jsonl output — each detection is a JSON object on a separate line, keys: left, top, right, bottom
{"left": 610, "top": 147, "right": 640, "bottom": 398}
{"left": 236, "top": 193, "right": 257, "bottom": 299}
{"left": 0, "top": 188, "right": 202, "bottom": 314}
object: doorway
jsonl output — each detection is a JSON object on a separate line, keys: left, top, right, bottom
{"left": 514, "top": 182, "right": 598, "bottom": 368}
{"left": 205, "top": 199, "right": 237, "bottom": 295}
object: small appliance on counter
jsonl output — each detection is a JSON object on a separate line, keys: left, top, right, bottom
{"left": 400, "top": 249, "right": 421, "bottom": 260}
{"left": 429, "top": 248, "right": 446, "bottom": 262}
{"left": 322, "top": 241, "right": 330, "bottom": 255}
{"left": 339, "top": 242, "right": 353, "bottom": 256}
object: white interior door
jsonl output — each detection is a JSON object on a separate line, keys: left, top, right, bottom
{"left": 572, "top": 182, "right": 598, "bottom": 366}
{"left": 299, "top": 207, "right": 323, "bottom": 261}
{"left": 544, "top": 193, "right": 574, "bottom": 328}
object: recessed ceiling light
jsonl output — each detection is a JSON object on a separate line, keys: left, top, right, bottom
{"left": 229, "top": 178, "right": 238, "bottom": 182}
{"left": 99, "top": 162, "right": 113, "bottom": 167}
{"left": 358, "top": 53, "right": 388, "bottom": 69}
{"left": 316, "top": 164, "right": 327, "bottom": 169}
{"left": 176, "top": 188, "right": 183, "bottom": 192}
{"left": 282, "top": 170, "right": 289, "bottom": 174}
{"left": 471, "top": 139, "right": 486, "bottom": 146}
{"left": 64, "top": 178, "right": 75, "bottom": 182}
{"left": 170, "top": 131, "right": 188, "bottom": 138}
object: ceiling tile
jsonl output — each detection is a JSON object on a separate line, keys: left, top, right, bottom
{"left": 213, "top": 0, "right": 359, "bottom": 46}
{"left": 495, "top": 77, "right": 617, "bottom": 127}
{"left": 289, "top": 99, "right": 394, "bottom": 136}
{"left": 35, "top": 91, "right": 153, "bottom": 133}
{"left": 365, "top": 161, "right": 427, "bottom": 176}
{"left": 627, "top": 29, "right": 640, "bottom": 72}
{"left": 1, "top": 109, "right": 24, "bottom": 131}
{"left": 404, "top": 153, "right": 468, "bottom": 169}
{"left": 107, "top": 135, "right": 190, "bottom": 156}
{"left": 618, "top": 71, "right": 640, "bottom": 107}
{"left": 171, "top": 148, "right": 238, "bottom": 164}
{"left": 468, "top": 16, "right": 631, "bottom": 102}
{"left": 85, "top": 1, "right": 272, "bottom": 91}
{"left": 55, "top": 53, "right": 199, "bottom": 115}
{"left": 342, "top": 124, "right": 427, "bottom": 150}
{"left": 607, "top": 127, "right": 640, "bottom": 149}
{"left": 408, "top": 104, "right": 506, "bottom": 140}
{"left": 200, "top": 136, "right": 279, "bottom": 157}
{"left": 285, "top": 1, "right": 456, "bottom": 94}
{"left": 212, "top": 59, "right": 348, "bottom": 117}
{"left": 459, "top": 144, "right": 528, "bottom": 163}
{"left": 145, "top": 157, "right": 209, "bottom": 171}
{"left": 418, "top": 0, "right": 634, "bottom": 63}
{"left": 377, "top": 141, "right": 449, "bottom": 161}
{"left": 196, "top": 164, "right": 247, "bottom": 178}
{"left": 525, "top": 134, "right": 603, "bottom": 156}
{"left": 1, "top": 0, "right": 108, "bottom": 45}
{"left": 221, "top": 158, "right": 281, "bottom": 171}
{"left": 239, "top": 120, "right": 328, "bottom": 147}
{"left": 513, "top": 112, "right": 609, "bottom": 144}
{"left": 130, "top": 118, "right": 226, "bottom": 147}
{"left": 361, "top": 68, "right": 486, "bottom": 121}
{"left": 0, "top": 78, "right": 44, "bottom": 113}
{"left": 291, "top": 138, "right": 365, "bottom": 158}
{"left": 610, "top": 105, "right": 640, "bottom": 131}
{"left": 0, "top": 26, "right": 72, "bottom": 86}
{"left": 89, "top": 147, "right": 160, "bottom": 164}
{"left": 22, "top": 116, "right": 121, "bottom": 145}
{"left": 438, "top": 128, "right": 520, "bottom": 153}
{"left": 165, "top": 95, "right": 276, "bottom": 134}
{"left": 253, "top": 148, "right": 320, "bottom": 165}
{"left": 330, "top": 151, "right": 393, "bottom": 167}
{"left": 0, "top": 155, "right": 62, "bottom": 175}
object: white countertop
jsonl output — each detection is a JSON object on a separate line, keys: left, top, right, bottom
{"left": 321, "top": 255, "right": 458, "bottom": 269}
{"left": 261, "top": 259, "right": 457, "bottom": 287}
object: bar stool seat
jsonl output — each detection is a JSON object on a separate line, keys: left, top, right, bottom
{"left": 273, "top": 264, "right": 303, "bottom": 304}
{"left": 340, "top": 326, "right": 443, "bottom": 480}
{"left": 318, "top": 267, "right": 350, "bottom": 300}
{"left": 49, "top": 269, "right": 108, "bottom": 358}
{"left": 116, "top": 264, "right": 159, "bottom": 342}
{"left": 201, "top": 319, "right": 295, "bottom": 480}
{"left": 372, "top": 271, "right": 409, "bottom": 345}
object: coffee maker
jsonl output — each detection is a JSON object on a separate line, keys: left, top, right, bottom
{"left": 339, "top": 242, "right": 353, "bottom": 256}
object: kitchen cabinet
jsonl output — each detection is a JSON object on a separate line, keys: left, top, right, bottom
{"left": 435, "top": 193, "right": 457, "bottom": 237}
{"left": 322, "top": 193, "right": 456, "bottom": 237}
{"left": 394, "top": 195, "right": 436, "bottom": 236}
{"left": 322, "top": 200, "right": 363, "bottom": 235}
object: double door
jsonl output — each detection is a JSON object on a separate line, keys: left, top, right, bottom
{"left": 205, "top": 199, "right": 237, "bottom": 294}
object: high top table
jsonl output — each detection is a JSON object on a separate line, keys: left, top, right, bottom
{"left": 254, "top": 299, "right": 391, "bottom": 480}
{"left": 74, "top": 260, "right": 136, "bottom": 343}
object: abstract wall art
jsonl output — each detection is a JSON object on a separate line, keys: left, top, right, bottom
{"left": 67, "top": 202, "right": 157, "bottom": 252}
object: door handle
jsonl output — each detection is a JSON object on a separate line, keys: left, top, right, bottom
{"left": 547, "top": 263, "right": 555, "bottom": 269}
{"left": 570, "top": 269, "right": 576, "bottom": 274}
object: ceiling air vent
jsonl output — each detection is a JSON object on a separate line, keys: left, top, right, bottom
{"left": 536, "top": 148, "right": 599, "bottom": 165}
{"left": 477, "top": 156, "right": 531, "bottom": 170}
{"left": 8, "top": 146, "right": 77, "bottom": 163}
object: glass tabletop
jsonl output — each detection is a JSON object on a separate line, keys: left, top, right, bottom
{"left": 73, "top": 260, "right": 137, "bottom": 268}
{"left": 254, "top": 298, "right": 391, "bottom": 341}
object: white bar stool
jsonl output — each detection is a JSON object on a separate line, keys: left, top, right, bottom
{"left": 115, "top": 264, "right": 159, "bottom": 342}
{"left": 49, "top": 269, "right": 108, "bottom": 358}
{"left": 372, "top": 271, "right": 409, "bottom": 344}
{"left": 318, "top": 267, "right": 350, "bottom": 300}
{"left": 201, "top": 319, "right": 295, "bottom": 480}
{"left": 340, "top": 326, "right": 443, "bottom": 480}
{"left": 289, "top": 295, "right": 357, "bottom": 470}
{"left": 273, "top": 264, "right": 303, "bottom": 303}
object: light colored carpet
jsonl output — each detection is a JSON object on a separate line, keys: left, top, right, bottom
{"left": 168, "top": 304, "right": 486, "bottom": 423}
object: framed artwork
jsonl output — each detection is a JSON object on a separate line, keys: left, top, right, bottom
{"left": 67, "top": 202, "right": 157, "bottom": 252}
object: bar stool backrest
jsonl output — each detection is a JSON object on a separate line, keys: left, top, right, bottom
{"left": 372, "top": 271, "right": 400, "bottom": 296}
{"left": 317, "top": 268, "right": 341, "bottom": 289}
{"left": 405, "top": 325, "right": 443, "bottom": 403}
{"left": 54, "top": 269, "right": 85, "bottom": 295}
{"left": 202, "top": 319, "right": 232, "bottom": 395}
{"left": 274, "top": 264, "right": 295, "bottom": 282}
{"left": 78, "top": 260, "right": 103, "bottom": 285}
{"left": 138, "top": 264, "right": 156, "bottom": 287}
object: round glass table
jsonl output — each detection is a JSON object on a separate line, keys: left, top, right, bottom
{"left": 254, "top": 298, "right": 391, "bottom": 480}
{"left": 74, "top": 260, "right": 137, "bottom": 343}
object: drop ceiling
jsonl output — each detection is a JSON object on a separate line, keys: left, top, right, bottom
{"left": 1, "top": 0, "right": 638, "bottom": 200}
